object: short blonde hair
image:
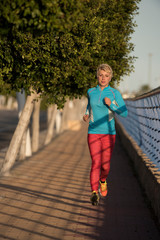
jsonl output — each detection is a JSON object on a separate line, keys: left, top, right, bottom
{"left": 97, "top": 63, "right": 113, "bottom": 77}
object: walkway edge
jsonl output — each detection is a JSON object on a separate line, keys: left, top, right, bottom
{"left": 116, "top": 118, "right": 160, "bottom": 226}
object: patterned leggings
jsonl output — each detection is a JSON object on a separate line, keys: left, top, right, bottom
{"left": 88, "top": 134, "right": 116, "bottom": 192}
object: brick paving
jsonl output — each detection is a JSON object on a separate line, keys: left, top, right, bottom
{"left": 0, "top": 122, "right": 160, "bottom": 240}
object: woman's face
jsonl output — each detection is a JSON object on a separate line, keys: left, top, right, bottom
{"left": 98, "top": 70, "right": 112, "bottom": 89}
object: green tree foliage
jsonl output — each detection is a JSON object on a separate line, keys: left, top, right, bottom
{"left": 0, "top": 0, "right": 140, "bottom": 108}
{"left": 136, "top": 84, "right": 151, "bottom": 96}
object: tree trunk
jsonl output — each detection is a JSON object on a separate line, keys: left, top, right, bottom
{"left": 1, "top": 91, "right": 37, "bottom": 175}
{"left": 60, "top": 100, "right": 69, "bottom": 132}
{"left": 47, "top": 104, "right": 53, "bottom": 126}
{"left": 25, "top": 128, "right": 32, "bottom": 157}
{"left": 16, "top": 90, "right": 32, "bottom": 160}
{"left": 44, "top": 104, "right": 57, "bottom": 145}
{"left": 56, "top": 110, "right": 62, "bottom": 134}
{"left": 18, "top": 130, "right": 27, "bottom": 161}
{"left": 6, "top": 96, "right": 13, "bottom": 110}
{"left": 32, "top": 98, "right": 41, "bottom": 153}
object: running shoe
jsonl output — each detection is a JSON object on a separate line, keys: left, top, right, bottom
{"left": 90, "top": 191, "right": 99, "bottom": 205}
{"left": 99, "top": 180, "right": 107, "bottom": 197}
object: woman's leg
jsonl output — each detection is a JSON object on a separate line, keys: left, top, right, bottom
{"left": 100, "top": 134, "right": 116, "bottom": 182}
{"left": 88, "top": 134, "right": 102, "bottom": 192}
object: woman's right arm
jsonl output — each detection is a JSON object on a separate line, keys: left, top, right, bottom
{"left": 83, "top": 91, "right": 90, "bottom": 122}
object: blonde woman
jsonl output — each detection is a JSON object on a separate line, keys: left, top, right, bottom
{"left": 83, "top": 64, "right": 128, "bottom": 205}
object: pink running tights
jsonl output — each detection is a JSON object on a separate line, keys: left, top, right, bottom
{"left": 87, "top": 134, "right": 116, "bottom": 192}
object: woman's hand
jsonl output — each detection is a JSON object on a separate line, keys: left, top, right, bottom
{"left": 104, "top": 97, "right": 111, "bottom": 106}
{"left": 83, "top": 114, "right": 89, "bottom": 122}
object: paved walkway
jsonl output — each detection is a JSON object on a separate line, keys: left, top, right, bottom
{"left": 0, "top": 123, "right": 160, "bottom": 240}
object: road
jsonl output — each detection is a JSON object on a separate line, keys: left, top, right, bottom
{"left": 0, "top": 109, "right": 47, "bottom": 150}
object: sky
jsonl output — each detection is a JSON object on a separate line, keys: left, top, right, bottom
{"left": 118, "top": 0, "right": 160, "bottom": 93}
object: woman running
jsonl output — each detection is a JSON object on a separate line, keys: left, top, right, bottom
{"left": 83, "top": 63, "right": 128, "bottom": 205}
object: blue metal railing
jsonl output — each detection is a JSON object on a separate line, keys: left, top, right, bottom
{"left": 117, "top": 87, "right": 160, "bottom": 170}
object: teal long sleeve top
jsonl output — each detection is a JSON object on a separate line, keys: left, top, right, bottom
{"left": 85, "top": 85, "right": 128, "bottom": 134}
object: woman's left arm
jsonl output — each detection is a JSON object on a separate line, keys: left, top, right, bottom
{"left": 108, "top": 91, "right": 128, "bottom": 117}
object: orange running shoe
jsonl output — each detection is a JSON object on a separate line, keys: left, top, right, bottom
{"left": 99, "top": 180, "right": 107, "bottom": 197}
{"left": 90, "top": 191, "right": 99, "bottom": 205}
